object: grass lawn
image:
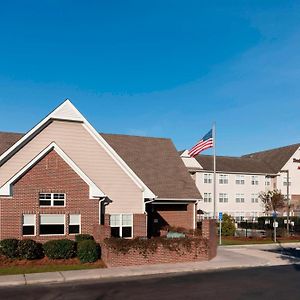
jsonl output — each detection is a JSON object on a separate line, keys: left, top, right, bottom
{"left": 0, "top": 257, "right": 106, "bottom": 276}
{"left": 221, "top": 237, "right": 300, "bottom": 246}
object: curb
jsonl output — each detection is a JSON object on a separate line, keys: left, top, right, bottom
{"left": 0, "top": 261, "right": 296, "bottom": 288}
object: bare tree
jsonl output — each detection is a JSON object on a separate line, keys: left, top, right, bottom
{"left": 259, "top": 189, "right": 285, "bottom": 215}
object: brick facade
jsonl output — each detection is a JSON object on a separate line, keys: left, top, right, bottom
{"left": 0, "top": 150, "right": 99, "bottom": 242}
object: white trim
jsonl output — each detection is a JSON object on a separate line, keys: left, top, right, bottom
{"left": 110, "top": 213, "right": 133, "bottom": 239}
{"left": 0, "top": 142, "right": 106, "bottom": 199}
{"left": 39, "top": 192, "right": 66, "bottom": 207}
{"left": 69, "top": 214, "right": 81, "bottom": 235}
{"left": 155, "top": 198, "right": 199, "bottom": 202}
{"left": 39, "top": 214, "right": 66, "bottom": 236}
{"left": 22, "top": 214, "right": 36, "bottom": 237}
{"left": 0, "top": 100, "right": 156, "bottom": 200}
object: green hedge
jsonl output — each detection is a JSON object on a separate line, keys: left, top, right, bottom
{"left": 18, "top": 239, "right": 44, "bottom": 260}
{"left": 75, "top": 234, "right": 94, "bottom": 243}
{"left": 0, "top": 239, "right": 19, "bottom": 259}
{"left": 77, "top": 240, "right": 99, "bottom": 263}
{"left": 43, "top": 239, "right": 76, "bottom": 259}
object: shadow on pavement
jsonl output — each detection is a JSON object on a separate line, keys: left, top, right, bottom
{"left": 263, "top": 241, "right": 300, "bottom": 271}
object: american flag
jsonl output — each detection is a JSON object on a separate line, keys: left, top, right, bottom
{"left": 188, "top": 129, "right": 214, "bottom": 157}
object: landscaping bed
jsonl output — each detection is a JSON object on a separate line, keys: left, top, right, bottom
{"left": 0, "top": 255, "right": 106, "bottom": 276}
{"left": 221, "top": 236, "right": 300, "bottom": 246}
{"left": 0, "top": 234, "right": 106, "bottom": 276}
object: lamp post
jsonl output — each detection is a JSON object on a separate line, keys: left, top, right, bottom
{"left": 280, "top": 170, "right": 290, "bottom": 235}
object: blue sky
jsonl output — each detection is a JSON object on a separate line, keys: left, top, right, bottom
{"left": 0, "top": 1, "right": 300, "bottom": 156}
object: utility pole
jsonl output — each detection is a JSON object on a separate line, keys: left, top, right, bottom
{"left": 280, "top": 170, "right": 290, "bottom": 235}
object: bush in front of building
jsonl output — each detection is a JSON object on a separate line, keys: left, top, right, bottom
{"left": 43, "top": 239, "right": 76, "bottom": 259}
{"left": 75, "top": 234, "right": 94, "bottom": 243}
{"left": 18, "top": 239, "right": 44, "bottom": 260}
{"left": 221, "top": 214, "right": 236, "bottom": 236}
{"left": 77, "top": 240, "right": 99, "bottom": 263}
{"left": 0, "top": 239, "right": 19, "bottom": 259}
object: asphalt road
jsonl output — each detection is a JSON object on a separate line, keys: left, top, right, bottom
{"left": 1, "top": 265, "right": 300, "bottom": 300}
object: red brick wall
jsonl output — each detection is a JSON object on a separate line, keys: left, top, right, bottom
{"left": 133, "top": 214, "right": 147, "bottom": 237}
{"left": 202, "top": 219, "right": 217, "bottom": 259}
{"left": 0, "top": 150, "right": 100, "bottom": 242}
{"left": 101, "top": 219, "right": 217, "bottom": 267}
{"left": 155, "top": 203, "right": 195, "bottom": 230}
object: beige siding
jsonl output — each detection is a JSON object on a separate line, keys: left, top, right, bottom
{"left": 0, "top": 121, "right": 143, "bottom": 214}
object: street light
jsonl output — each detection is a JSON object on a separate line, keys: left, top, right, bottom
{"left": 280, "top": 169, "right": 290, "bottom": 235}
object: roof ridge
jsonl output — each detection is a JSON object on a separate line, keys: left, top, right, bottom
{"left": 100, "top": 132, "right": 171, "bottom": 141}
{"left": 243, "top": 143, "right": 300, "bottom": 157}
{"left": 0, "top": 131, "right": 24, "bottom": 135}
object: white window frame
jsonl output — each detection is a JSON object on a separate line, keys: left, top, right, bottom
{"left": 204, "top": 173, "right": 212, "bottom": 184}
{"left": 236, "top": 193, "right": 245, "bottom": 203}
{"left": 22, "top": 214, "right": 36, "bottom": 236}
{"left": 110, "top": 213, "right": 133, "bottom": 239}
{"left": 251, "top": 193, "right": 259, "bottom": 203}
{"left": 283, "top": 176, "right": 291, "bottom": 186}
{"left": 39, "top": 193, "right": 66, "bottom": 207}
{"left": 39, "top": 214, "right": 66, "bottom": 236}
{"left": 251, "top": 176, "right": 259, "bottom": 185}
{"left": 265, "top": 177, "right": 271, "bottom": 186}
{"left": 69, "top": 214, "right": 81, "bottom": 235}
{"left": 203, "top": 192, "right": 212, "bottom": 203}
{"left": 219, "top": 174, "right": 228, "bottom": 184}
{"left": 235, "top": 175, "right": 245, "bottom": 185}
{"left": 219, "top": 193, "right": 228, "bottom": 203}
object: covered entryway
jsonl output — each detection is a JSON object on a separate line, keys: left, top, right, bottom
{"left": 146, "top": 200, "right": 196, "bottom": 237}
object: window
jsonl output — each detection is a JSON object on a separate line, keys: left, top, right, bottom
{"left": 69, "top": 214, "right": 81, "bottom": 234}
{"left": 110, "top": 214, "right": 133, "bottom": 238}
{"left": 236, "top": 175, "right": 245, "bottom": 185}
{"left": 265, "top": 177, "right": 271, "bottom": 186}
{"left": 204, "top": 173, "right": 212, "bottom": 184}
{"left": 39, "top": 193, "right": 66, "bottom": 207}
{"left": 236, "top": 193, "right": 245, "bottom": 203}
{"left": 251, "top": 193, "right": 259, "bottom": 203}
{"left": 283, "top": 176, "right": 291, "bottom": 186}
{"left": 204, "top": 193, "right": 212, "bottom": 203}
{"left": 40, "top": 214, "right": 65, "bottom": 235}
{"left": 251, "top": 176, "right": 259, "bottom": 185}
{"left": 219, "top": 193, "right": 228, "bottom": 203}
{"left": 219, "top": 174, "right": 228, "bottom": 184}
{"left": 235, "top": 212, "right": 245, "bottom": 222}
{"left": 22, "top": 214, "right": 36, "bottom": 236}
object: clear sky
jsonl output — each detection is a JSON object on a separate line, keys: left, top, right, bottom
{"left": 0, "top": 1, "right": 300, "bottom": 156}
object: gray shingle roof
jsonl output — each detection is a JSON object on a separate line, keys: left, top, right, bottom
{"left": 101, "top": 133, "right": 201, "bottom": 199}
{"left": 242, "top": 143, "right": 300, "bottom": 173}
{"left": 194, "top": 154, "right": 276, "bottom": 174}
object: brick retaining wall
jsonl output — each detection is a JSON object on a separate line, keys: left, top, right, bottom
{"left": 101, "top": 219, "right": 217, "bottom": 267}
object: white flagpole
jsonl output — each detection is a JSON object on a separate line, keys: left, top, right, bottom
{"left": 213, "top": 122, "right": 217, "bottom": 219}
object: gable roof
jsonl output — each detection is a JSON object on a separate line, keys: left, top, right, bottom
{"left": 194, "top": 154, "right": 276, "bottom": 174}
{"left": 0, "top": 131, "right": 200, "bottom": 200}
{"left": 0, "top": 100, "right": 156, "bottom": 199}
{"left": 242, "top": 143, "right": 300, "bottom": 173}
{"left": 101, "top": 133, "right": 201, "bottom": 199}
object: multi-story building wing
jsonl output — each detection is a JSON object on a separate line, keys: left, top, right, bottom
{"left": 181, "top": 143, "right": 300, "bottom": 220}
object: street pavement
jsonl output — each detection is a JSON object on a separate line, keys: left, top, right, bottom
{"left": 0, "top": 242, "right": 299, "bottom": 288}
{"left": 0, "top": 265, "right": 299, "bottom": 300}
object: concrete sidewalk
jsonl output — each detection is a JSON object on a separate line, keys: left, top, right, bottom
{"left": 0, "top": 242, "right": 299, "bottom": 287}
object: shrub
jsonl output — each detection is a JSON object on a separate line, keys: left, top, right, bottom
{"left": 77, "top": 240, "right": 99, "bottom": 263}
{"left": 75, "top": 234, "right": 94, "bottom": 243}
{"left": 18, "top": 239, "right": 44, "bottom": 260}
{"left": 43, "top": 239, "right": 76, "bottom": 259}
{"left": 0, "top": 239, "right": 19, "bottom": 258}
{"left": 221, "top": 214, "right": 236, "bottom": 236}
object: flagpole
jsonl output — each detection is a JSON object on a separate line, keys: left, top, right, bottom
{"left": 213, "top": 122, "right": 217, "bottom": 219}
